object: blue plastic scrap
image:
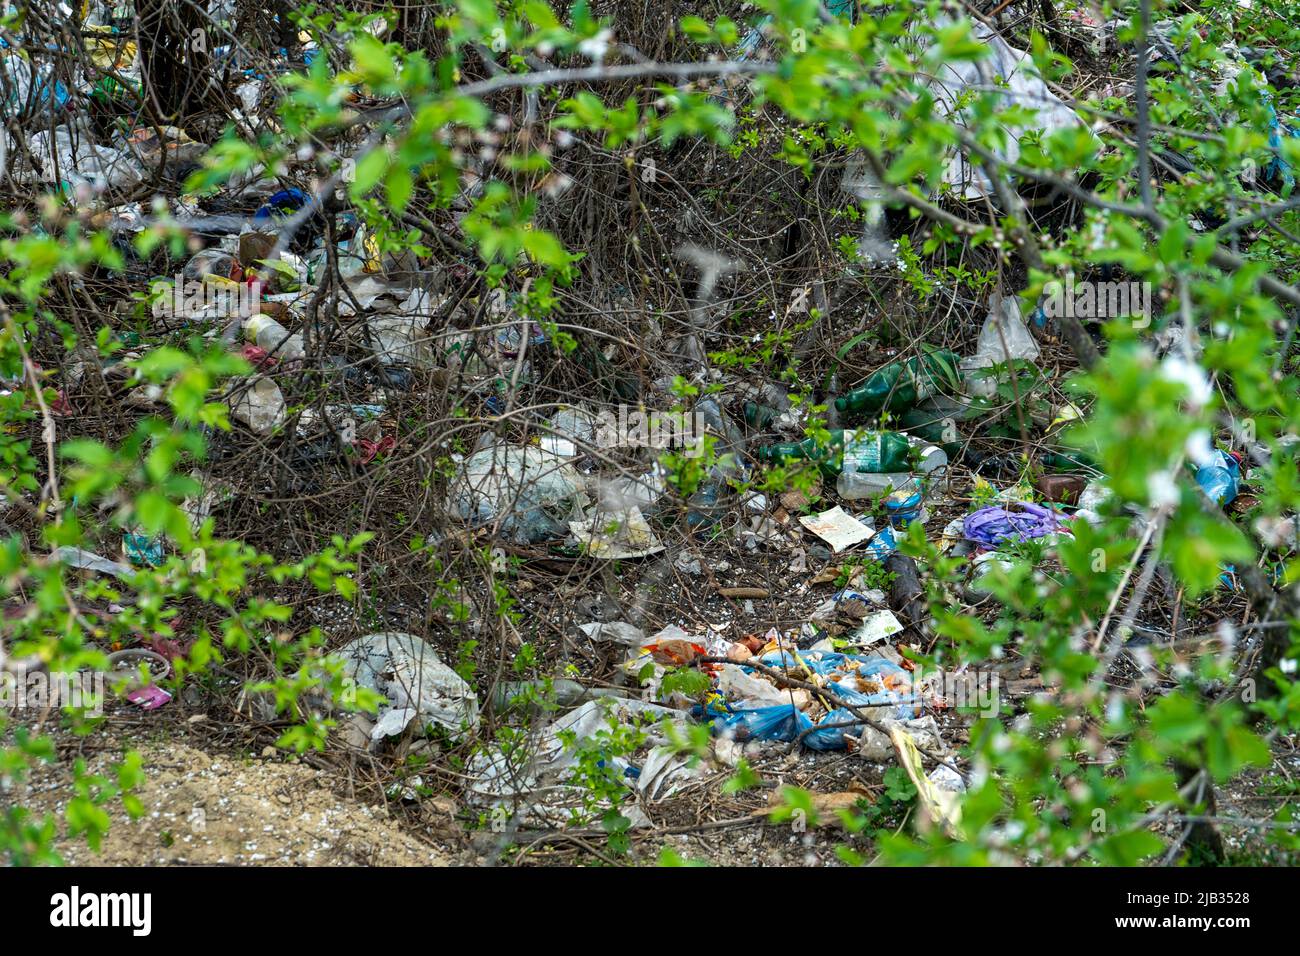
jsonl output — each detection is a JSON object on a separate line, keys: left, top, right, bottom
{"left": 254, "top": 188, "right": 308, "bottom": 221}
{"left": 1268, "top": 105, "right": 1300, "bottom": 189}
{"left": 862, "top": 525, "right": 897, "bottom": 560}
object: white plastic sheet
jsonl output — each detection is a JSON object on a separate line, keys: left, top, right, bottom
{"left": 926, "top": 21, "right": 1084, "bottom": 199}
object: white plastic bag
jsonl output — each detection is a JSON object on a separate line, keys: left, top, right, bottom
{"left": 964, "top": 294, "right": 1040, "bottom": 368}
{"left": 336, "top": 632, "right": 479, "bottom": 740}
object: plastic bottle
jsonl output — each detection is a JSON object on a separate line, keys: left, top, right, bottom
{"left": 834, "top": 349, "right": 961, "bottom": 418}
{"left": 244, "top": 313, "right": 305, "bottom": 361}
{"left": 757, "top": 430, "right": 914, "bottom": 476}
{"left": 836, "top": 470, "right": 910, "bottom": 499}
{"left": 688, "top": 397, "right": 745, "bottom": 528}
{"left": 686, "top": 481, "right": 721, "bottom": 529}
{"left": 1195, "top": 450, "right": 1242, "bottom": 507}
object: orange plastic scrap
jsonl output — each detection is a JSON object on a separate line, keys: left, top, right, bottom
{"left": 642, "top": 639, "right": 707, "bottom": 666}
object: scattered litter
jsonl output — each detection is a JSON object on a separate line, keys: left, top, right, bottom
{"left": 570, "top": 505, "right": 664, "bottom": 559}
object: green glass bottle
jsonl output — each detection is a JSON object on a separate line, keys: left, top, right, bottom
{"left": 897, "top": 407, "right": 959, "bottom": 446}
{"left": 757, "top": 430, "right": 914, "bottom": 476}
{"left": 743, "top": 401, "right": 780, "bottom": 430}
{"left": 834, "top": 350, "right": 962, "bottom": 418}
{"left": 1042, "top": 449, "right": 1098, "bottom": 473}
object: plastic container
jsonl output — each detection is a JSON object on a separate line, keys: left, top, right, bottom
{"left": 884, "top": 479, "right": 926, "bottom": 528}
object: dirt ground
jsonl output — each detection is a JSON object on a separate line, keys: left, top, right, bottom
{"left": 10, "top": 710, "right": 1299, "bottom": 866}
{"left": 13, "top": 732, "right": 474, "bottom": 866}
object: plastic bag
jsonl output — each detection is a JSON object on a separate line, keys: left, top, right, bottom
{"left": 336, "top": 631, "right": 479, "bottom": 740}
{"left": 712, "top": 704, "right": 814, "bottom": 743}
{"left": 965, "top": 294, "right": 1040, "bottom": 368}
{"left": 230, "top": 376, "right": 286, "bottom": 435}
{"left": 963, "top": 502, "right": 1063, "bottom": 547}
{"left": 449, "top": 444, "right": 587, "bottom": 543}
{"left": 925, "top": 20, "right": 1085, "bottom": 199}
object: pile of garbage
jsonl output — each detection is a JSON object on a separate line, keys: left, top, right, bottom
{"left": 13, "top": 2, "right": 1291, "bottom": 859}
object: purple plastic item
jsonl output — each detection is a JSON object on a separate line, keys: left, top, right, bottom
{"left": 126, "top": 685, "right": 172, "bottom": 710}
{"left": 963, "top": 502, "right": 1063, "bottom": 547}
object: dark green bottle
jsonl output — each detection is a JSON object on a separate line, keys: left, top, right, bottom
{"left": 897, "top": 407, "right": 959, "bottom": 446}
{"left": 835, "top": 349, "right": 962, "bottom": 418}
{"left": 757, "top": 430, "right": 914, "bottom": 476}
{"left": 1042, "top": 449, "right": 1098, "bottom": 473}
{"left": 743, "top": 401, "right": 781, "bottom": 430}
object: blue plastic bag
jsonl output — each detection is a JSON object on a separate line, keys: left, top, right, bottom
{"left": 803, "top": 708, "right": 864, "bottom": 750}
{"left": 712, "top": 704, "right": 813, "bottom": 743}
{"left": 1195, "top": 450, "right": 1240, "bottom": 507}
{"left": 254, "top": 188, "right": 308, "bottom": 221}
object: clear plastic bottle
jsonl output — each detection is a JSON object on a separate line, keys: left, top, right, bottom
{"left": 244, "top": 313, "right": 305, "bottom": 361}
{"left": 836, "top": 470, "right": 910, "bottom": 499}
{"left": 835, "top": 443, "right": 946, "bottom": 499}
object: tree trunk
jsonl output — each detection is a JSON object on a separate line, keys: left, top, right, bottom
{"left": 136, "top": 0, "right": 211, "bottom": 122}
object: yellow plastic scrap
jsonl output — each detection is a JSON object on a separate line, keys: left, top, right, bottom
{"left": 890, "top": 724, "right": 963, "bottom": 839}
{"left": 84, "top": 25, "right": 138, "bottom": 70}
{"left": 363, "top": 232, "right": 382, "bottom": 273}
{"left": 1049, "top": 401, "right": 1084, "bottom": 434}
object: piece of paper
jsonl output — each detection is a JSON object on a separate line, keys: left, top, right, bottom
{"left": 799, "top": 506, "right": 875, "bottom": 553}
